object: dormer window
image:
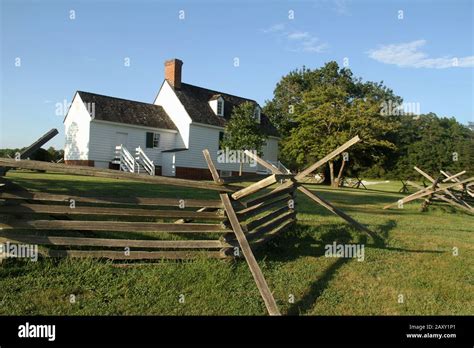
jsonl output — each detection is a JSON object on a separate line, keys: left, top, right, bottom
{"left": 217, "top": 100, "right": 224, "bottom": 116}
{"left": 209, "top": 95, "right": 224, "bottom": 116}
{"left": 254, "top": 106, "right": 261, "bottom": 123}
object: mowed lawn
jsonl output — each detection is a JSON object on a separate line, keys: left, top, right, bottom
{"left": 0, "top": 171, "right": 473, "bottom": 315}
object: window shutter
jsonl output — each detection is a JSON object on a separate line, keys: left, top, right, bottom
{"left": 146, "top": 132, "right": 154, "bottom": 148}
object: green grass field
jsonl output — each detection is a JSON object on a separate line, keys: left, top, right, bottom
{"left": 0, "top": 171, "right": 473, "bottom": 315}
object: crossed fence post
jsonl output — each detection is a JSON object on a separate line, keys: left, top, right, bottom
{"left": 201, "top": 136, "right": 377, "bottom": 316}
{"left": 384, "top": 167, "right": 473, "bottom": 213}
{"left": 243, "top": 136, "right": 376, "bottom": 238}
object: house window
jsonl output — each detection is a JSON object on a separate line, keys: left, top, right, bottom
{"left": 146, "top": 132, "right": 160, "bottom": 148}
{"left": 153, "top": 133, "right": 160, "bottom": 148}
{"left": 217, "top": 100, "right": 224, "bottom": 116}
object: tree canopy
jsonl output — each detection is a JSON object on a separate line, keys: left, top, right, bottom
{"left": 265, "top": 61, "right": 400, "bottom": 185}
{"left": 385, "top": 114, "right": 474, "bottom": 179}
{"left": 264, "top": 61, "right": 472, "bottom": 183}
{"left": 221, "top": 101, "right": 267, "bottom": 175}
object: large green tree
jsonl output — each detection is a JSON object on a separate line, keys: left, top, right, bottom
{"left": 386, "top": 113, "right": 474, "bottom": 179}
{"left": 284, "top": 83, "right": 397, "bottom": 186}
{"left": 264, "top": 62, "right": 401, "bottom": 138}
{"left": 265, "top": 62, "right": 400, "bottom": 186}
{"left": 264, "top": 61, "right": 473, "bottom": 183}
{"left": 221, "top": 102, "right": 267, "bottom": 175}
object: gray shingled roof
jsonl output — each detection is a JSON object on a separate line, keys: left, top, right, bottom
{"left": 173, "top": 83, "right": 279, "bottom": 137}
{"left": 77, "top": 91, "right": 178, "bottom": 130}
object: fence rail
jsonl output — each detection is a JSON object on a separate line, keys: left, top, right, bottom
{"left": 227, "top": 178, "right": 297, "bottom": 249}
{"left": 0, "top": 182, "right": 232, "bottom": 261}
{"left": 0, "top": 136, "right": 369, "bottom": 316}
{"left": 0, "top": 158, "right": 232, "bottom": 192}
{"left": 0, "top": 191, "right": 223, "bottom": 208}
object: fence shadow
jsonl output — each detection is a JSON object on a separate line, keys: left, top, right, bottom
{"left": 286, "top": 257, "right": 351, "bottom": 315}
{"left": 257, "top": 219, "right": 444, "bottom": 315}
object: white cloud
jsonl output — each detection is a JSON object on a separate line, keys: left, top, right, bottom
{"left": 312, "top": 0, "right": 351, "bottom": 16}
{"left": 263, "top": 24, "right": 328, "bottom": 53}
{"left": 286, "top": 31, "right": 327, "bottom": 53}
{"left": 287, "top": 31, "right": 310, "bottom": 40}
{"left": 334, "top": 0, "right": 351, "bottom": 16}
{"left": 300, "top": 37, "right": 328, "bottom": 53}
{"left": 262, "top": 23, "right": 285, "bottom": 33}
{"left": 368, "top": 40, "right": 474, "bottom": 69}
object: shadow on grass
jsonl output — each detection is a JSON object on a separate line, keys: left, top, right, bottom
{"left": 255, "top": 224, "right": 355, "bottom": 262}
{"left": 346, "top": 186, "right": 415, "bottom": 195}
{"left": 370, "top": 219, "right": 444, "bottom": 254}
{"left": 298, "top": 187, "right": 404, "bottom": 208}
{"left": 257, "top": 220, "right": 444, "bottom": 315}
{"left": 286, "top": 257, "right": 350, "bottom": 315}
{"left": 375, "top": 219, "right": 396, "bottom": 241}
{"left": 0, "top": 260, "right": 33, "bottom": 279}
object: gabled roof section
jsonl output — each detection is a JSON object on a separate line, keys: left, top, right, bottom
{"left": 209, "top": 94, "right": 223, "bottom": 101}
{"left": 77, "top": 91, "right": 178, "bottom": 131}
{"left": 173, "top": 83, "right": 279, "bottom": 137}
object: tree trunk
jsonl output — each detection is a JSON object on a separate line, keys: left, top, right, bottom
{"left": 239, "top": 162, "right": 243, "bottom": 176}
{"left": 336, "top": 160, "right": 346, "bottom": 188}
{"left": 329, "top": 161, "right": 336, "bottom": 188}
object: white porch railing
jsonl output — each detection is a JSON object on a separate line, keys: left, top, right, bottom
{"left": 135, "top": 146, "right": 155, "bottom": 176}
{"left": 256, "top": 160, "right": 292, "bottom": 175}
{"left": 115, "top": 145, "right": 135, "bottom": 173}
{"left": 114, "top": 145, "right": 155, "bottom": 176}
{"left": 266, "top": 160, "right": 292, "bottom": 174}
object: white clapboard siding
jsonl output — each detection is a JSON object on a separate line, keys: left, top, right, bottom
{"left": 88, "top": 120, "right": 177, "bottom": 167}
{"left": 152, "top": 79, "right": 279, "bottom": 173}
{"left": 174, "top": 124, "right": 278, "bottom": 173}
{"left": 154, "top": 80, "right": 191, "bottom": 149}
{"left": 64, "top": 93, "right": 92, "bottom": 161}
{"left": 257, "top": 137, "right": 279, "bottom": 173}
{"left": 262, "top": 137, "right": 279, "bottom": 162}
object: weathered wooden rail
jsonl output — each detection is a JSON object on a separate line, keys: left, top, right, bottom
{"left": 0, "top": 135, "right": 372, "bottom": 316}
{"left": 0, "top": 128, "right": 59, "bottom": 177}
{"left": 20, "top": 128, "right": 59, "bottom": 160}
{"left": 0, "top": 158, "right": 232, "bottom": 192}
{"left": 384, "top": 166, "right": 473, "bottom": 213}
{"left": 0, "top": 185, "right": 233, "bottom": 260}
{"left": 222, "top": 176, "right": 297, "bottom": 250}
{"left": 199, "top": 137, "right": 374, "bottom": 315}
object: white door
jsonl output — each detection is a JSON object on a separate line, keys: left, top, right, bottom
{"left": 115, "top": 132, "right": 129, "bottom": 148}
{"left": 162, "top": 152, "right": 176, "bottom": 177}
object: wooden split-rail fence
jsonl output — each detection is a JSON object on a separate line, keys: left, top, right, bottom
{"left": 0, "top": 135, "right": 373, "bottom": 315}
{"left": 384, "top": 166, "right": 473, "bottom": 214}
{"left": 0, "top": 160, "right": 297, "bottom": 262}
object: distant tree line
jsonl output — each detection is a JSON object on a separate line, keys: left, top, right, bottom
{"left": 263, "top": 61, "right": 473, "bottom": 185}
{"left": 0, "top": 147, "right": 64, "bottom": 162}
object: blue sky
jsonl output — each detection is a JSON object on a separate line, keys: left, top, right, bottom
{"left": 1, "top": 0, "right": 473, "bottom": 149}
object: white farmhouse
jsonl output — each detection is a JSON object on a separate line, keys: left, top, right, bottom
{"left": 64, "top": 59, "right": 280, "bottom": 179}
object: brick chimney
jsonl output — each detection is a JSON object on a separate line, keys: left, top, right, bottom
{"left": 164, "top": 59, "right": 183, "bottom": 89}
